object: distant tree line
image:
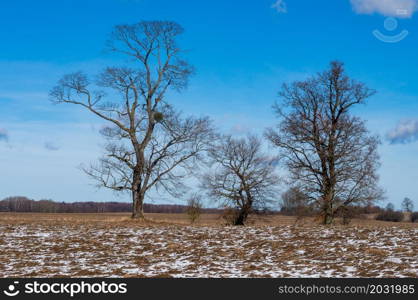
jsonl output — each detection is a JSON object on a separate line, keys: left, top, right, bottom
{"left": 0, "top": 196, "right": 220, "bottom": 214}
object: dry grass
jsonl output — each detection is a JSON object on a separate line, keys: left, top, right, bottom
{"left": 2, "top": 212, "right": 417, "bottom": 227}
{"left": 0, "top": 213, "right": 416, "bottom": 278}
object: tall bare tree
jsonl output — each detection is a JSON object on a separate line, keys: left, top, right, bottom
{"left": 50, "top": 21, "right": 213, "bottom": 219}
{"left": 402, "top": 197, "right": 414, "bottom": 212}
{"left": 201, "top": 135, "right": 279, "bottom": 225}
{"left": 266, "top": 61, "right": 384, "bottom": 224}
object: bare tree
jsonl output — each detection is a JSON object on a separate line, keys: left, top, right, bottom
{"left": 185, "top": 194, "right": 203, "bottom": 224}
{"left": 201, "top": 135, "right": 279, "bottom": 225}
{"left": 386, "top": 202, "right": 395, "bottom": 212}
{"left": 402, "top": 197, "right": 414, "bottom": 212}
{"left": 50, "top": 21, "right": 213, "bottom": 219}
{"left": 266, "top": 61, "right": 384, "bottom": 225}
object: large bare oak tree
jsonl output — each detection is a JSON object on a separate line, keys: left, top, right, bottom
{"left": 50, "top": 21, "right": 213, "bottom": 219}
{"left": 201, "top": 135, "right": 279, "bottom": 225}
{"left": 265, "top": 61, "right": 384, "bottom": 224}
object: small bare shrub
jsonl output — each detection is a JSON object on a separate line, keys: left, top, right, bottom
{"left": 221, "top": 207, "right": 240, "bottom": 226}
{"left": 185, "top": 195, "right": 203, "bottom": 224}
{"left": 411, "top": 212, "right": 418, "bottom": 223}
{"left": 335, "top": 206, "right": 358, "bottom": 225}
{"left": 341, "top": 210, "right": 354, "bottom": 225}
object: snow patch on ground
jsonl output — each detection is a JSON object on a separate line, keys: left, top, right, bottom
{"left": 0, "top": 224, "right": 416, "bottom": 277}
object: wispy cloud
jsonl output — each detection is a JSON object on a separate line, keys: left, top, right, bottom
{"left": 350, "top": 0, "right": 418, "bottom": 18}
{"left": 44, "top": 141, "right": 60, "bottom": 151}
{"left": 271, "top": 0, "right": 287, "bottom": 13}
{"left": 387, "top": 119, "right": 418, "bottom": 144}
{"left": 0, "top": 128, "right": 9, "bottom": 142}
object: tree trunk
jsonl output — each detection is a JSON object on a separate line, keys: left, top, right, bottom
{"left": 322, "top": 197, "right": 334, "bottom": 225}
{"left": 234, "top": 205, "right": 250, "bottom": 226}
{"left": 323, "top": 211, "right": 333, "bottom": 225}
{"left": 131, "top": 166, "right": 145, "bottom": 219}
{"left": 233, "top": 211, "right": 246, "bottom": 226}
{"left": 132, "top": 190, "right": 145, "bottom": 219}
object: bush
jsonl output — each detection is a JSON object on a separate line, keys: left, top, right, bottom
{"left": 375, "top": 210, "right": 404, "bottom": 222}
{"left": 411, "top": 212, "right": 418, "bottom": 223}
{"left": 185, "top": 195, "right": 203, "bottom": 224}
{"left": 341, "top": 207, "right": 355, "bottom": 225}
{"left": 220, "top": 207, "right": 240, "bottom": 226}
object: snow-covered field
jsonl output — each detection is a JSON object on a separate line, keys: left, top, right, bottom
{"left": 0, "top": 223, "right": 417, "bottom": 277}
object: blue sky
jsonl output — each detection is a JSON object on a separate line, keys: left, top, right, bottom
{"left": 0, "top": 0, "right": 417, "bottom": 209}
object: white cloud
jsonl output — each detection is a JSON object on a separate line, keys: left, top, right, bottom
{"left": 387, "top": 119, "right": 418, "bottom": 144}
{"left": 272, "top": 0, "right": 287, "bottom": 13}
{"left": 350, "top": 0, "right": 418, "bottom": 18}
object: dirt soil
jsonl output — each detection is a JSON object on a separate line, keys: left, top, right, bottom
{"left": 0, "top": 213, "right": 416, "bottom": 278}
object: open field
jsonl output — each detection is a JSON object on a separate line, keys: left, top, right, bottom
{"left": 0, "top": 213, "right": 417, "bottom": 277}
